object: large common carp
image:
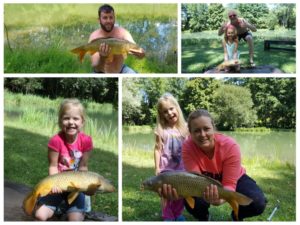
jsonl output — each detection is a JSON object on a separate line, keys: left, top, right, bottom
{"left": 217, "top": 59, "right": 240, "bottom": 72}
{"left": 71, "top": 37, "right": 142, "bottom": 63}
{"left": 23, "top": 171, "right": 115, "bottom": 216}
{"left": 141, "top": 171, "right": 253, "bottom": 220}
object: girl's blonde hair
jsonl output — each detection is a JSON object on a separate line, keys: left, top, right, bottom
{"left": 156, "top": 93, "right": 188, "bottom": 138}
{"left": 58, "top": 98, "right": 86, "bottom": 129}
{"left": 224, "top": 24, "right": 238, "bottom": 44}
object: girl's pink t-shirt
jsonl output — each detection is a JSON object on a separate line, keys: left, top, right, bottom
{"left": 182, "top": 133, "right": 246, "bottom": 191}
{"left": 48, "top": 131, "right": 93, "bottom": 172}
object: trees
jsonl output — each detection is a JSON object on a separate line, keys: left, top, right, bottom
{"left": 4, "top": 78, "right": 118, "bottom": 105}
{"left": 122, "top": 78, "right": 295, "bottom": 130}
{"left": 273, "top": 4, "right": 296, "bottom": 29}
{"left": 182, "top": 3, "right": 296, "bottom": 32}
{"left": 122, "top": 78, "right": 144, "bottom": 125}
{"left": 243, "top": 78, "right": 296, "bottom": 129}
{"left": 212, "top": 84, "right": 257, "bottom": 130}
{"left": 181, "top": 78, "right": 220, "bottom": 115}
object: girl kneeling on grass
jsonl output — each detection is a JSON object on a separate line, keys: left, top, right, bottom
{"left": 35, "top": 98, "right": 93, "bottom": 221}
{"left": 154, "top": 93, "right": 189, "bottom": 221}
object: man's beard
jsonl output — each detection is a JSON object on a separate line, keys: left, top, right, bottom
{"left": 100, "top": 22, "right": 114, "bottom": 32}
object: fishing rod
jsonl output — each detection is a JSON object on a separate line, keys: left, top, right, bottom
{"left": 267, "top": 200, "right": 280, "bottom": 221}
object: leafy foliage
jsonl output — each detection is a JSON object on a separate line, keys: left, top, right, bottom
{"left": 212, "top": 84, "right": 257, "bottom": 130}
{"left": 123, "top": 78, "right": 295, "bottom": 130}
{"left": 4, "top": 78, "right": 118, "bottom": 106}
{"left": 182, "top": 3, "right": 296, "bottom": 32}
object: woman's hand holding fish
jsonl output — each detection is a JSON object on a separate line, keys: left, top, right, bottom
{"left": 203, "top": 184, "right": 224, "bottom": 206}
{"left": 158, "top": 184, "right": 180, "bottom": 201}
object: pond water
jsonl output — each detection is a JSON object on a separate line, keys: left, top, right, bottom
{"left": 123, "top": 130, "right": 295, "bottom": 165}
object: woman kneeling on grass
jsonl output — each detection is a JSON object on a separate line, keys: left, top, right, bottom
{"left": 160, "top": 109, "right": 267, "bottom": 221}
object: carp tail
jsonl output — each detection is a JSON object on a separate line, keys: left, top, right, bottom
{"left": 223, "top": 191, "right": 253, "bottom": 221}
{"left": 71, "top": 47, "right": 87, "bottom": 63}
{"left": 23, "top": 191, "right": 38, "bottom": 216}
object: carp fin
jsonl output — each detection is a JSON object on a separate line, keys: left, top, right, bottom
{"left": 227, "top": 198, "right": 239, "bottom": 221}
{"left": 67, "top": 191, "right": 80, "bottom": 204}
{"left": 189, "top": 171, "right": 223, "bottom": 186}
{"left": 122, "top": 52, "right": 128, "bottom": 59}
{"left": 185, "top": 197, "right": 195, "bottom": 209}
{"left": 88, "top": 50, "right": 98, "bottom": 56}
{"left": 84, "top": 184, "right": 101, "bottom": 196}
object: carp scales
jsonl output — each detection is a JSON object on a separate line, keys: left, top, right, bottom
{"left": 141, "top": 171, "right": 253, "bottom": 220}
{"left": 23, "top": 171, "right": 115, "bottom": 216}
{"left": 71, "top": 37, "right": 142, "bottom": 63}
{"left": 217, "top": 59, "right": 240, "bottom": 71}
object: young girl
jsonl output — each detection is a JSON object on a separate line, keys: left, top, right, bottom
{"left": 222, "top": 24, "right": 240, "bottom": 72}
{"left": 154, "top": 93, "right": 188, "bottom": 221}
{"left": 35, "top": 98, "right": 93, "bottom": 221}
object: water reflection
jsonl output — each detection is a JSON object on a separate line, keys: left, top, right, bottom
{"left": 5, "top": 18, "right": 177, "bottom": 67}
{"left": 123, "top": 131, "right": 296, "bottom": 164}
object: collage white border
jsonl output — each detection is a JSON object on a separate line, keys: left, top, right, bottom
{"left": 1, "top": 0, "right": 298, "bottom": 224}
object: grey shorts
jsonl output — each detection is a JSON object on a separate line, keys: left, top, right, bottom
{"left": 238, "top": 31, "right": 252, "bottom": 41}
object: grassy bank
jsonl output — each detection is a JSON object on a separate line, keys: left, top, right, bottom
{"left": 123, "top": 140, "right": 295, "bottom": 221}
{"left": 4, "top": 91, "right": 118, "bottom": 217}
{"left": 182, "top": 29, "right": 296, "bottom": 73}
{"left": 4, "top": 4, "right": 177, "bottom": 73}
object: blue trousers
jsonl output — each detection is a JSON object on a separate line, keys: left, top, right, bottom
{"left": 184, "top": 174, "right": 267, "bottom": 221}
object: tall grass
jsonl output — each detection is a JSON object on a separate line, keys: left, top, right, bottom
{"left": 4, "top": 4, "right": 178, "bottom": 73}
{"left": 4, "top": 4, "right": 177, "bottom": 28}
{"left": 4, "top": 90, "right": 117, "bottom": 150}
{"left": 4, "top": 91, "right": 118, "bottom": 217}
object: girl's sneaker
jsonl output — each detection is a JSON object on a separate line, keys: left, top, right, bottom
{"left": 176, "top": 215, "right": 186, "bottom": 221}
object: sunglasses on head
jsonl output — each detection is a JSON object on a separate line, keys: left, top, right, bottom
{"left": 229, "top": 14, "right": 237, "bottom": 18}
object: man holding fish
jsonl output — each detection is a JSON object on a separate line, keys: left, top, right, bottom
{"left": 89, "top": 4, "right": 145, "bottom": 73}
{"left": 155, "top": 109, "right": 267, "bottom": 221}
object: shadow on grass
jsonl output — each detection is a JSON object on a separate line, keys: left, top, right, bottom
{"left": 182, "top": 39, "right": 296, "bottom": 73}
{"left": 122, "top": 157, "right": 295, "bottom": 221}
{"left": 4, "top": 126, "right": 118, "bottom": 217}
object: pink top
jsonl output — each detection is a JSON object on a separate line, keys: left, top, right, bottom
{"left": 182, "top": 133, "right": 245, "bottom": 191}
{"left": 48, "top": 132, "right": 93, "bottom": 172}
{"left": 159, "top": 128, "right": 186, "bottom": 173}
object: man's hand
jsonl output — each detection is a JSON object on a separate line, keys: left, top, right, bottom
{"left": 129, "top": 48, "right": 145, "bottom": 59}
{"left": 99, "top": 43, "right": 111, "bottom": 57}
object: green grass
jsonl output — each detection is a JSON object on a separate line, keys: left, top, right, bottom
{"left": 182, "top": 29, "right": 296, "bottom": 73}
{"left": 4, "top": 4, "right": 177, "bottom": 28}
{"left": 123, "top": 125, "right": 153, "bottom": 134}
{"left": 4, "top": 91, "right": 118, "bottom": 217}
{"left": 4, "top": 4, "right": 177, "bottom": 73}
{"left": 123, "top": 139, "right": 295, "bottom": 221}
